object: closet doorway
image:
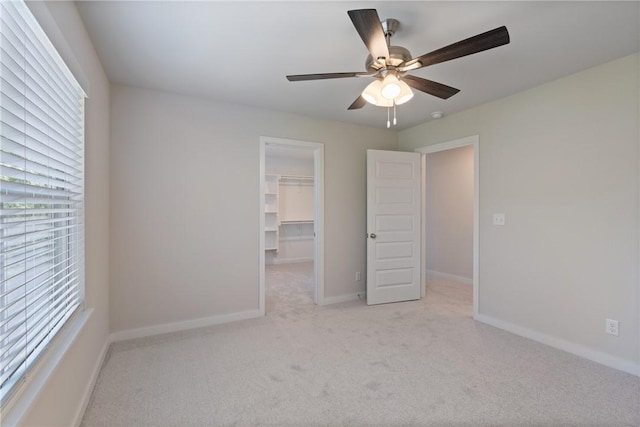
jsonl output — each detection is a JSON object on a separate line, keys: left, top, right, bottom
{"left": 415, "top": 135, "right": 479, "bottom": 317}
{"left": 258, "top": 137, "right": 324, "bottom": 316}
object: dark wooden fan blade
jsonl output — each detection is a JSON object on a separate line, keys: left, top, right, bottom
{"left": 402, "top": 75, "right": 460, "bottom": 100}
{"left": 348, "top": 95, "right": 367, "bottom": 110}
{"left": 287, "top": 72, "right": 368, "bottom": 82}
{"left": 348, "top": 9, "right": 390, "bottom": 62}
{"left": 400, "top": 26, "right": 510, "bottom": 71}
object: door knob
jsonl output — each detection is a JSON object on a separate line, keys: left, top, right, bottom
{"left": 370, "top": 233, "right": 377, "bottom": 239}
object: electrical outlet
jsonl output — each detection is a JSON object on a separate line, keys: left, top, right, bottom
{"left": 606, "top": 318, "right": 619, "bottom": 336}
{"left": 355, "top": 271, "right": 361, "bottom": 281}
{"left": 493, "top": 213, "right": 506, "bottom": 226}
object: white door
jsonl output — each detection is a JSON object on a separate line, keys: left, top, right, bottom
{"left": 367, "top": 150, "right": 422, "bottom": 305}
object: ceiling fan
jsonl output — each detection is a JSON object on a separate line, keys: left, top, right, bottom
{"left": 286, "top": 9, "right": 510, "bottom": 125}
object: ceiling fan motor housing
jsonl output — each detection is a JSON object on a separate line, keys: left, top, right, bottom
{"left": 365, "top": 45, "right": 412, "bottom": 72}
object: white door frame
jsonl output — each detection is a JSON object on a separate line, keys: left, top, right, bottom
{"left": 415, "top": 135, "right": 479, "bottom": 318}
{"left": 259, "top": 136, "right": 325, "bottom": 315}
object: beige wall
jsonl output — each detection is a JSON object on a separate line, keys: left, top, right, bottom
{"left": 109, "top": 84, "right": 397, "bottom": 333}
{"left": 400, "top": 54, "right": 639, "bottom": 372}
{"left": 425, "top": 145, "right": 474, "bottom": 280}
{"left": 18, "top": 1, "right": 111, "bottom": 426}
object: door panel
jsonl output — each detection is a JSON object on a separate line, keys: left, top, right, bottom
{"left": 376, "top": 241, "right": 413, "bottom": 260}
{"left": 367, "top": 150, "right": 421, "bottom": 305}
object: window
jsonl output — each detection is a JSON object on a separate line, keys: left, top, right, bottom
{"left": 0, "top": 0, "right": 85, "bottom": 405}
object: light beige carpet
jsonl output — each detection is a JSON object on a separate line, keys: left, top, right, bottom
{"left": 265, "top": 261, "right": 315, "bottom": 315}
{"left": 81, "top": 267, "right": 639, "bottom": 426}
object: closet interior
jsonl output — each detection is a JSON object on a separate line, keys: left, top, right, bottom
{"left": 264, "top": 145, "right": 315, "bottom": 311}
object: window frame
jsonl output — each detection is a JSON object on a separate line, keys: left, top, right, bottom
{"left": 0, "top": 0, "right": 86, "bottom": 409}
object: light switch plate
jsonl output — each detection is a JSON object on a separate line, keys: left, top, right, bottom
{"left": 493, "top": 213, "right": 506, "bottom": 226}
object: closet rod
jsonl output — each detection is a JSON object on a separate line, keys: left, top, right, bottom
{"left": 279, "top": 175, "right": 314, "bottom": 181}
{"left": 280, "top": 220, "right": 314, "bottom": 224}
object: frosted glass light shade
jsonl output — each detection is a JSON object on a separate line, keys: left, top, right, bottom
{"left": 394, "top": 80, "right": 414, "bottom": 105}
{"left": 362, "top": 80, "right": 393, "bottom": 107}
{"left": 361, "top": 79, "right": 382, "bottom": 105}
{"left": 381, "top": 74, "right": 401, "bottom": 99}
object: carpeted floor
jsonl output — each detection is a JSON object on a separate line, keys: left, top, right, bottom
{"left": 265, "top": 261, "right": 315, "bottom": 314}
{"left": 81, "top": 267, "right": 640, "bottom": 426}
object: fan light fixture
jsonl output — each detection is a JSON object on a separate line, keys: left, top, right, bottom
{"left": 362, "top": 75, "right": 413, "bottom": 107}
{"left": 361, "top": 74, "right": 414, "bottom": 127}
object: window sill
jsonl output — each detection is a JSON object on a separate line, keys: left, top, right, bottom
{"left": 2, "top": 308, "right": 93, "bottom": 427}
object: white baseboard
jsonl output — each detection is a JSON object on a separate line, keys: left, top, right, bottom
{"left": 321, "top": 292, "right": 365, "bottom": 305}
{"left": 475, "top": 313, "right": 640, "bottom": 377}
{"left": 426, "top": 269, "right": 472, "bottom": 285}
{"left": 110, "top": 309, "right": 263, "bottom": 342}
{"left": 72, "top": 337, "right": 110, "bottom": 426}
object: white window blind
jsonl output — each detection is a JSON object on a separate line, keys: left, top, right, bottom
{"left": 0, "top": 0, "right": 85, "bottom": 405}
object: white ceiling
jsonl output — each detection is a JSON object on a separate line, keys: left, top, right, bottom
{"left": 76, "top": 1, "right": 639, "bottom": 130}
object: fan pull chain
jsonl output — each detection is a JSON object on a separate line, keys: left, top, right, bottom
{"left": 387, "top": 107, "right": 390, "bottom": 128}
{"left": 393, "top": 103, "right": 397, "bottom": 126}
